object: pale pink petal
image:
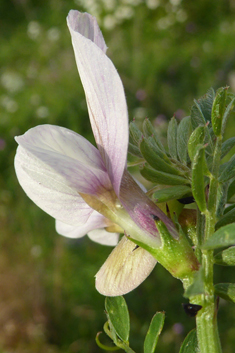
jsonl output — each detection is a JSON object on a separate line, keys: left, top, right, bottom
{"left": 15, "top": 125, "right": 112, "bottom": 197}
{"left": 15, "top": 146, "right": 93, "bottom": 225}
{"left": 87, "top": 229, "right": 119, "bottom": 246}
{"left": 67, "top": 10, "right": 129, "bottom": 195}
{"left": 95, "top": 236, "right": 157, "bottom": 296}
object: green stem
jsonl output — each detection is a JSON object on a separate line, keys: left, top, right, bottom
{"left": 195, "top": 135, "right": 223, "bottom": 353}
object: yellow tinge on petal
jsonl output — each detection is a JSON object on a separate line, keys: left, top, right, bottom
{"left": 95, "top": 236, "right": 157, "bottom": 296}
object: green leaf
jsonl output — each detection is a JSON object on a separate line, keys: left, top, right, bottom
{"left": 167, "top": 117, "right": 178, "bottom": 159}
{"left": 177, "top": 116, "right": 192, "bottom": 165}
{"left": 184, "top": 267, "right": 205, "bottom": 298}
{"left": 105, "top": 296, "right": 130, "bottom": 343}
{"left": 144, "top": 312, "right": 165, "bottom": 353}
{"left": 221, "top": 96, "right": 235, "bottom": 136}
{"left": 190, "top": 88, "right": 215, "bottom": 130}
{"left": 129, "top": 121, "right": 142, "bottom": 146}
{"left": 219, "top": 155, "right": 235, "bottom": 182}
{"left": 215, "top": 206, "right": 235, "bottom": 230}
{"left": 128, "top": 142, "right": 142, "bottom": 158}
{"left": 203, "top": 223, "right": 235, "bottom": 249}
{"left": 214, "top": 283, "right": 235, "bottom": 303}
{"left": 142, "top": 118, "right": 165, "bottom": 152}
{"left": 221, "top": 137, "right": 235, "bottom": 159}
{"left": 179, "top": 329, "right": 198, "bottom": 353}
{"left": 191, "top": 146, "right": 207, "bottom": 213}
{"left": 188, "top": 125, "right": 205, "bottom": 161}
{"left": 227, "top": 179, "right": 235, "bottom": 201}
{"left": 152, "top": 185, "right": 191, "bottom": 203}
{"left": 211, "top": 87, "right": 227, "bottom": 137}
{"left": 140, "top": 164, "right": 189, "bottom": 185}
{"left": 214, "top": 246, "right": 235, "bottom": 266}
{"left": 140, "top": 138, "right": 180, "bottom": 175}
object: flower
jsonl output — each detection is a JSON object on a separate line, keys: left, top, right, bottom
{"left": 14, "top": 10, "right": 177, "bottom": 296}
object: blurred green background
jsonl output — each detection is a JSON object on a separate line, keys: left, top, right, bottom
{"left": 1, "top": 0, "right": 235, "bottom": 352}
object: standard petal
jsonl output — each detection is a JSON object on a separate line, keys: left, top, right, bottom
{"left": 67, "top": 10, "right": 129, "bottom": 195}
{"left": 95, "top": 236, "right": 157, "bottom": 296}
{"left": 88, "top": 229, "right": 119, "bottom": 246}
{"left": 15, "top": 125, "right": 112, "bottom": 197}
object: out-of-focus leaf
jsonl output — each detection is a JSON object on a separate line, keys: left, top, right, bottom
{"left": 167, "top": 117, "right": 178, "bottom": 160}
{"left": 203, "top": 223, "right": 235, "bottom": 249}
{"left": 227, "top": 179, "right": 235, "bottom": 201}
{"left": 214, "top": 246, "right": 235, "bottom": 266}
{"left": 219, "top": 155, "right": 235, "bottom": 182}
{"left": 215, "top": 206, "right": 235, "bottom": 230}
{"left": 128, "top": 142, "right": 142, "bottom": 158}
{"left": 190, "top": 88, "right": 215, "bottom": 130}
{"left": 152, "top": 185, "right": 191, "bottom": 203}
{"left": 140, "top": 165, "right": 189, "bottom": 185}
{"left": 129, "top": 121, "right": 142, "bottom": 146}
{"left": 142, "top": 118, "right": 165, "bottom": 152}
{"left": 140, "top": 138, "right": 180, "bottom": 175}
{"left": 177, "top": 116, "right": 192, "bottom": 165}
{"left": 179, "top": 329, "right": 198, "bottom": 353}
{"left": 221, "top": 137, "right": 235, "bottom": 159}
{"left": 214, "top": 283, "right": 235, "bottom": 303}
{"left": 105, "top": 296, "right": 130, "bottom": 343}
{"left": 188, "top": 125, "right": 205, "bottom": 161}
{"left": 143, "top": 312, "right": 165, "bottom": 353}
{"left": 211, "top": 87, "right": 227, "bottom": 137}
{"left": 191, "top": 146, "right": 207, "bottom": 213}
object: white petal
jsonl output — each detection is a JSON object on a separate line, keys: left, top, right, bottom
{"left": 56, "top": 211, "right": 111, "bottom": 238}
{"left": 15, "top": 145, "right": 93, "bottom": 225}
{"left": 15, "top": 125, "right": 112, "bottom": 197}
{"left": 95, "top": 236, "right": 157, "bottom": 296}
{"left": 67, "top": 10, "right": 129, "bottom": 195}
{"left": 88, "top": 229, "right": 119, "bottom": 246}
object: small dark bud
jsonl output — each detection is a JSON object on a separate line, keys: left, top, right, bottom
{"left": 178, "top": 196, "right": 195, "bottom": 204}
{"left": 182, "top": 303, "right": 202, "bottom": 317}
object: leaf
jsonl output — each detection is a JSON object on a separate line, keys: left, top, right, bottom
{"left": 167, "top": 117, "right": 178, "bottom": 159}
{"left": 179, "top": 329, "right": 198, "bottom": 353}
{"left": 140, "top": 138, "right": 180, "bottom": 175}
{"left": 129, "top": 121, "right": 142, "bottom": 146}
{"left": 144, "top": 312, "right": 165, "bottom": 353}
{"left": 105, "top": 296, "right": 130, "bottom": 343}
{"left": 214, "top": 283, "right": 235, "bottom": 303}
{"left": 152, "top": 185, "right": 192, "bottom": 203}
{"left": 128, "top": 142, "right": 142, "bottom": 158}
{"left": 191, "top": 146, "right": 207, "bottom": 213}
{"left": 221, "top": 137, "right": 235, "bottom": 159}
{"left": 177, "top": 116, "right": 192, "bottom": 165}
{"left": 140, "top": 164, "right": 189, "bottom": 185}
{"left": 221, "top": 96, "right": 235, "bottom": 136}
{"left": 211, "top": 87, "right": 227, "bottom": 137}
{"left": 227, "top": 178, "right": 235, "bottom": 201}
{"left": 214, "top": 246, "right": 235, "bottom": 266}
{"left": 190, "top": 88, "right": 215, "bottom": 130}
{"left": 184, "top": 267, "right": 205, "bottom": 298}
{"left": 142, "top": 118, "right": 165, "bottom": 152}
{"left": 203, "top": 223, "right": 235, "bottom": 249}
{"left": 215, "top": 206, "right": 235, "bottom": 230}
{"left": 219, "top": 155, "right": 235, "bottom": 182}
{"left": 188, "top": 125, "right": 205, "bottom": 162}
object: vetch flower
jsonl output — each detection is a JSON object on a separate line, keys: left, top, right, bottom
{"left": 14, "top": 10, "right": 197, "bottom": 296}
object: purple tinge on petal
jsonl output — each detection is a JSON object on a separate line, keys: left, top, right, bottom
{"left": 67, "top": 10, "right": 129, "bottom": 196}
{"left": 119, "top": 170, "right": 178, "bottom": 240}
{"left": 15, "top": 125, "right": 112, "bottom": 198}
